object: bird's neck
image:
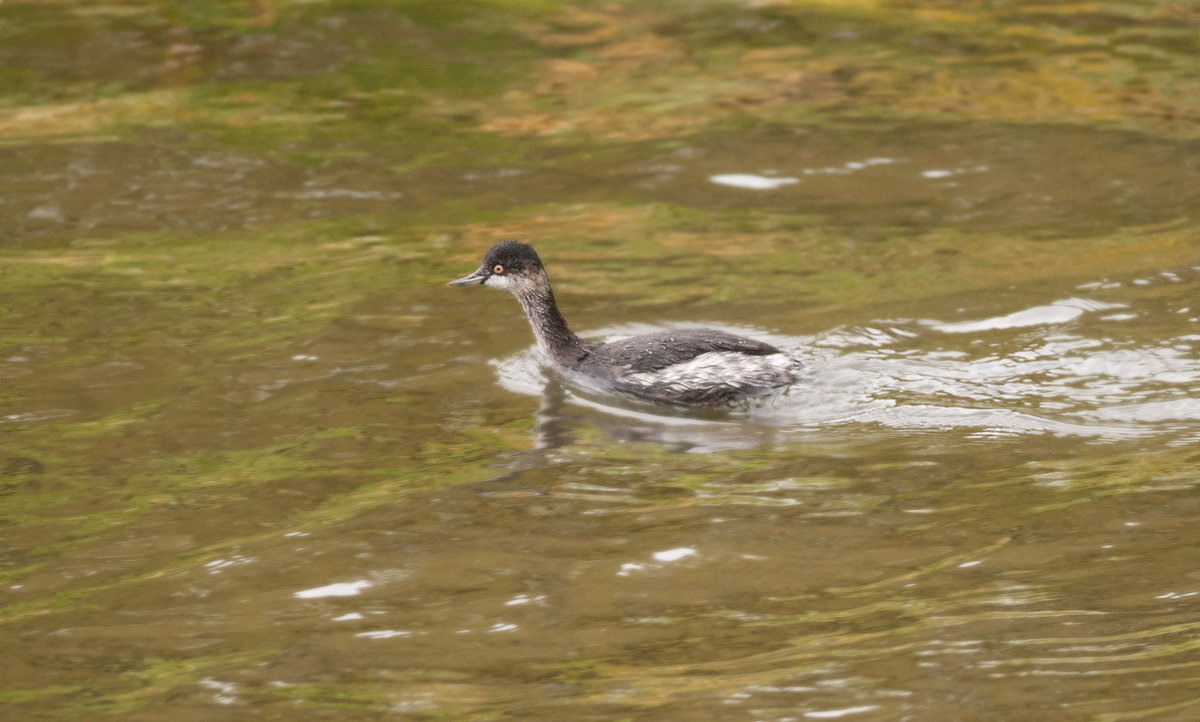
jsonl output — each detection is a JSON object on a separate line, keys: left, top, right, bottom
{"left": 514, "top": 287, "right": 588, "bottom": 365}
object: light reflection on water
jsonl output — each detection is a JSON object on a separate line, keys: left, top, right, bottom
{"left": 493, "top": 265, "right": 1200, "bottom": 450}
{"left": 2, "top": 0, "right": 1199, "bottom": 716}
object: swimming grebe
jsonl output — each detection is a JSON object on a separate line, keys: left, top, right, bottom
{"left": 449, "top": 240, "right": 804, "bottom": 407}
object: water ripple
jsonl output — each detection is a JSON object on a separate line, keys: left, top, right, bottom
{"left": 492, "top": 266, "right": 1200, "bottom": 445}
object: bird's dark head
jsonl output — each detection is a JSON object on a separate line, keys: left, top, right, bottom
{"left": 448, "top": 240, "right": 547, "bottom": 294}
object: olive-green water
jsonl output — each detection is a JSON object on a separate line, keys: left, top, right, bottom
{"left": 3, "top": 1, "right": 1199, "bottom": 720}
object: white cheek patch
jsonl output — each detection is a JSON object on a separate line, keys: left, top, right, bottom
{"left": 484, "top": 274, "right": 514, "bottom": 291}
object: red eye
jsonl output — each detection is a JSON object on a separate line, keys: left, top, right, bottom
{"left": 492, "top": 264, "right": 505, "bottom": 274}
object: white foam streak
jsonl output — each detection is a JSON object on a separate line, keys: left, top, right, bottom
{"left": 710, "top": 173, "right": 799, "bottom": 189}
{"left": 294, "top": 580, "right": 372, "bottom": 599}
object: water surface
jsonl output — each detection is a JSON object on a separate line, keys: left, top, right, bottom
{"left": 2, "top": 1, "right": 1200, "bottom": 720}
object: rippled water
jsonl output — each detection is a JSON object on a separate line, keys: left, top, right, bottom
{"left": 6, "top": 140, "right": 1200, "bottom": 719}
{"left": 4, "top": 1, "right": 1200, "bottom": 720}
{"left": 494, "top": 264, "right": 1200, "bottom": 449}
